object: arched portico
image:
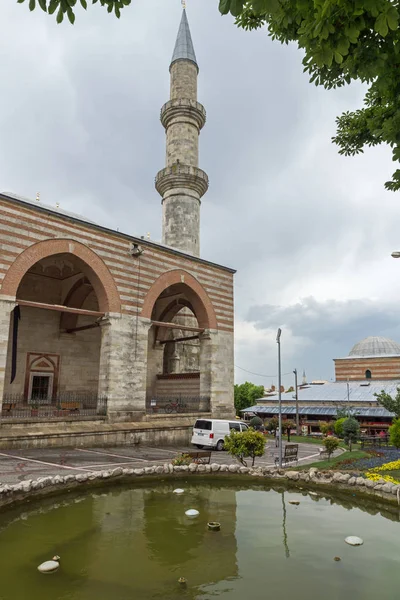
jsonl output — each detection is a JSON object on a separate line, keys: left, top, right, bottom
{"left": 142, "top": 269, "right": 220, "bottom": 414}
{"left": 0, "top": 239, "right": 121, "bottom": 418}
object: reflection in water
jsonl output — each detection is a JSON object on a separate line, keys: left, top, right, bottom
{"left": 0, "top": 482, "right": 400, "bottom": 600}
{"left": 281, "top": 492, "right": 290, "bottom": 558}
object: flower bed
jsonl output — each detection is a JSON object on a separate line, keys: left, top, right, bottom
{"left": 366, "top": 458, "right": 400, "bottom": 485}
{"left": 347, "top": 447, "right": 400, "bottom": 471}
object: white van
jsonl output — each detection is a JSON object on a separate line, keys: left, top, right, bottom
{"left": 191, "top": 418, "right": 249, "bottom": 451}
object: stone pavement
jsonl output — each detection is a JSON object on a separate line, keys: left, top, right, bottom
{"left": 0, "top": 440, "right": 329, "bottom": 485}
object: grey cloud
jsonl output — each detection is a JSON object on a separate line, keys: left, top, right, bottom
{"left": 0, "top": 0, "right": 398, "bottom": 387}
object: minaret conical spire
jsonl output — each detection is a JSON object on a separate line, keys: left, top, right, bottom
{"left": 171, "top": 9, "right": 198, "bottom": 70}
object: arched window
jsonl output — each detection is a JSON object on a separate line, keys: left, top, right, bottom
{"left": 365, "top": 369, "right": 372, "bottom": 379}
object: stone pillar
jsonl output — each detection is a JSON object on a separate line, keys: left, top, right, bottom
{"left": 199, "top": 329, "right": 235, "bottom": 418}
{"left": 98, "top": 313, "right": 152, "bottom": 422}
{"left": 0, "top": 296, "right": 15, "bottom": 415}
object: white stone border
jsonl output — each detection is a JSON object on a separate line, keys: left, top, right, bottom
{"left": 0, "top": 464, "right": 399, "bottom": 510}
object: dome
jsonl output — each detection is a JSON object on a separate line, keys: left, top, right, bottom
{"left": 348, "top": 336, "right": 400, "bottom": 358}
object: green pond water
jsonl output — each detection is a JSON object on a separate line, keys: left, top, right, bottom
{"left": 0, "top": 480, "right": 399, "bottom": 600}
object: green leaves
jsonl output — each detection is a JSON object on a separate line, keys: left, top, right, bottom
{"left": 16, "top": 0, "right": 132, "bottom": 22}
{"left": 224, "top": 428, "right": 265, "bottom": 467}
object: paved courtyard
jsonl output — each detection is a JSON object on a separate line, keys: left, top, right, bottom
{"left": 0, "top": 440, "right": 327, "bottom": 485}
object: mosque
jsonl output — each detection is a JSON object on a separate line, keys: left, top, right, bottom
{"left": 0, "top": 9, "right": 235, "bottom": 428}
{"left": 243, "top": 337, "right": 400, "bottom": 434}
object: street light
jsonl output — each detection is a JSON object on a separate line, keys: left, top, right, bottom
{"left": 293, "top": 369, "right": 299, "bottom": 435}
{"left": 391, "top": 252, "right": 400, "bottom": 258}
{"left": 277, "top": 328, "right": 282, "bottom": 469}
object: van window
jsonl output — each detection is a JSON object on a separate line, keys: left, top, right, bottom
{"left": 229, "top": 422, "right": 241, "bottom": 432}
{"left": 194, "top": 420, "right": 212, "bottom": 430}
{"left": 241, "top": 424, "right": 248, "bottom": 431}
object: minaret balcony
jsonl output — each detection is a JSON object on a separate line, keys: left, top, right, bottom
{"left": 160, "top": 99, "right": 206, "bottom": 131}
{"left": 155, "top": 164, "right": 209, "bottom": 198}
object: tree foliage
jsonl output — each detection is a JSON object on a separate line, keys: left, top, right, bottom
{"left": 17, "top": 0, "right": 131, "bottom": 23}
{"left": 224, "top": 427, "right": 265, "bottom": 466}
{"left": 343, "top": 416, "right": 360, "bottom": 450}
{"left": 375, "top": 386, "right": 400, "bottom": 418}
{"left": 389, "top": 418, "right": 400, "bottom": 448}
{"left": 265, "top": 416, "right": 278, "bottom": 431}
{"left": 319, "top": 420, "right": 335, "bottom": 435}
{"left": 219, "top": 0, "right": 400, "bottom": 191}
{"left": 234, "top": 381, "right": 264, "bottom": 415}
{"left": 334, "top": 417, "right": 346, "bottom": 437}
{"left": 323, "top": 435, "right": 340, "bottom": 459}
{"left": 249, "top": 415, "right": 263, "bottom": 429}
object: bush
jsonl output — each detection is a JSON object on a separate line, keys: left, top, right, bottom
{"left": 323, "top": 436, "right": 340, "bottom": 460}
{"left": 171, "top": 454, "right": 192, "bottom": 466}
{"left": 389, "top": 419, "right": 400, "bottom": 449}
{"left": 334, "top": 417, "right": 346, "bottom": 438}
{"left": 319, "top": 421, "right": 335, "bottom": 436}
{"left": 249, "top": 416, "right": 263, "bottom": 429}
{"left": 265, "top": 417, "right": 278, "bottom": 432}
{"left": 224, "top": 428, "right": 265, "bottom": 467}
{"left": 343, "top": 417, "right": 360, "bottom": 451}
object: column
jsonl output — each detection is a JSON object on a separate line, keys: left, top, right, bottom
{"left": 98, "top": 313, "right": 152, "bottom": 422}
{"left": 0, "top": 296, "right": 15, "bottom": 415}
{"left": 199, "top": 329, "right": 235, "bottom": 418}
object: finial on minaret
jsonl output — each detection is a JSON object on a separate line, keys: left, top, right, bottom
{"left": 181, "top": 0, "right": 186, "bottom": 8}
{"left": 36, "top": 192, "right": 40, "bottom": 202}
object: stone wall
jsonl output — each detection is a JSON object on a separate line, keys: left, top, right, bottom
{"left": 0, "top": 464, "right": 399, "bottom": 513}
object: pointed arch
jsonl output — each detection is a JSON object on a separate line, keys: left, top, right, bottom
{"left": 141, "top": 269, "right": 217, "bottom": 330}
{"left": 1, "top": 238, "right": 121, "bottom": 313}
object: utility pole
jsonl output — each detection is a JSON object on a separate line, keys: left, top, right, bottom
{"left": 293, "top": 369, "right": 299, "bottom": 435}
{"left": 277, "top": 328, "right": 282, "bottom": 469}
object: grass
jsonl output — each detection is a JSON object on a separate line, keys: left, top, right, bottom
{"left": 294, "top": 450, "right": 370, "bottom": 471}
{"left": 288, "top": 435, "right": 360, "bottom": 450}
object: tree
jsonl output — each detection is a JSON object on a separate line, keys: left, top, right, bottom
{"left": 334, "top": 417, "right": 346, "bottom": 438}
{"left": 17, "top": 0, "right": 130, "bottom": 24}
{"left": 343, "top": 416, "right": 360, "bottom": 451}
{"left": 265, "top": 416, "right": 278, "bottom": 432}
{"left": 234, "top": 382, "right": 264, "bottom": 415}
{"left": 219, "top": 0, "right": 400, "bottom": 192}
{"left": 249, "top": 415, "right": 263, "bottom": 429}
{"left": 375, "top": 387, "right": 400, "bottom": 418}
{"left": 323, "top": 436, "right": 340, "bottom": 460}
{"left": 224, "top": 428, "right": 265, "bottom": 466}
{"left": 319, "top": 421, "right": 335, "bottom": 436}
{"left": 389, "top": 418, "right": 400, "bottom": 449}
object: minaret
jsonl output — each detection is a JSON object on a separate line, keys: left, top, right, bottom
{"left": 155, "top": 8, "right": 208, "bottom": 257}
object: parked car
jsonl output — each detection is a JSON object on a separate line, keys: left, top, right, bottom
{"left": 191, "top": 418, "right": 249, "bottom": 451}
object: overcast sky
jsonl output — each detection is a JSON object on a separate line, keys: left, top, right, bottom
{"left": 1, "top": 0, "right": 400, "bottom": 389}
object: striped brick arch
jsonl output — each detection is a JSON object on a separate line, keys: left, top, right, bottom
{"left": 141, "top": 269, "right": 217, "bottom": 330}
{"left": 0, "top": 238, "right": 121, "bottom": 314}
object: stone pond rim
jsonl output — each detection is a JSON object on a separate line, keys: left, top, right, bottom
{"left": 0, "top": 464, "right": 399, "bottom": 513}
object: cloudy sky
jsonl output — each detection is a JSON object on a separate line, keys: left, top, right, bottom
{"left": 2, "top": 0, "right": 400, "bottom": 389}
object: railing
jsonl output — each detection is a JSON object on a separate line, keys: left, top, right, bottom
{"left": 1, "top": 393, "right": 107, "bottom": 421}
{"left": 146, "top": 396, "right": 210, "bottom": 415}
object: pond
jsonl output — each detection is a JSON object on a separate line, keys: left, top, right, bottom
{"left": 0, "top": 480, "right": 399, "bottom": 599}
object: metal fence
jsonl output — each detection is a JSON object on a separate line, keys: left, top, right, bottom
{"left": 1, "top": 392, "right": 108, "bottom": 420}
{"left": 146, "top": 396, "right": 210, "bottom": 415}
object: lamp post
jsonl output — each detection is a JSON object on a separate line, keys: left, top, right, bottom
{"left": 277, "top": 328, "right": 282, "bottom": 468}
{"left": 293, "top": 368, "right": 299, "bottom": 435}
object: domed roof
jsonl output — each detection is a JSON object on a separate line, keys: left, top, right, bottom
{"left": 348, "top": 336, "right": 400, "bottom": 358}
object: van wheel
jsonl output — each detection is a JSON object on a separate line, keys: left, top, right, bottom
{"left": 216, "top": 440, "right": 224, "bottom": 451}
{"left": 195, "top": 444, "right": 204, "bottom": 449}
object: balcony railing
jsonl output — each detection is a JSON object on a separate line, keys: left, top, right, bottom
{"left": 146, "top": 396, "right": 210, "bottom": 415}
{"left": 1, "top": 392, "right": 107, "bottom": 421}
